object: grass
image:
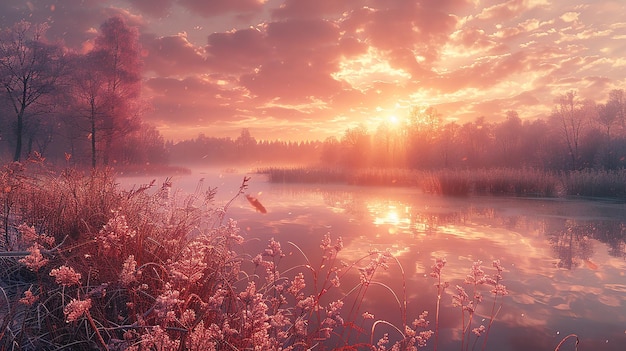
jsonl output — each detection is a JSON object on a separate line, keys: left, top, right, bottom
{"left": 260, "top": 166, "right": 626, "bottom": 199}
{"left": 0, "top": 157, "right": 584, "bottom": 350}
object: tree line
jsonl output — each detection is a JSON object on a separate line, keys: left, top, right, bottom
{"left": 168, "top": 129, "right": 322, "bottom": 166}
{"left": 319, "top": 90, "right": 626, "bottom": 171}
{"left": 0, "top": 18, "right": 167, "bottom": 168}
{"left": 171, "top": 89, "right": 626, "bottom": 171}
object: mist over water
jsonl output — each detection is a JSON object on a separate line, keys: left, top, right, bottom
{"left": 120, "top": 167, "right": 626, "bottom": 350}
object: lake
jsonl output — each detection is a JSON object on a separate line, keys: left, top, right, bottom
{"left": 120, "top": 168, "right": 626, "bottom": 351}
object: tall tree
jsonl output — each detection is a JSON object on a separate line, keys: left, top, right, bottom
{"left": 494, "top": 111, "right": 523, "bottom": 167}
{"left": 67, "top": 51, "right": 110, "bottom": 168}
{"left": 341, "top": 124, "right": 370, "bottom": 168}
{"left": 0, "top": 21, "right": 65, "bottom": 161}
{"left": 406, "top": 106, "right": 442, "bottom": 168}
{"left": 552, "top": 91, "right": 589, "bottom": 170}
{"left": 92, "top": 16, "right": 142, "bottom": 166}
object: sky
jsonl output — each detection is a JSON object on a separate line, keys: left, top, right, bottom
{"left": 1, "top": 0, "right": 625, "bottom": 142}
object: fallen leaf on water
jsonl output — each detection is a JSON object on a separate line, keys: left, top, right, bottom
{"left": 245, "top": 194, "right": 267, "bottom": 214}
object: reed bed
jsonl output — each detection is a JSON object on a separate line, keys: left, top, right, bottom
{"left": 261, "top": 166, "right": 626, "bottom": 199}
{"left": 562, "top": 169, "right": 626, "bottom": 198}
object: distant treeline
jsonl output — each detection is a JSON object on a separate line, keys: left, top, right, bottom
{"left": 171, "top": 89, "right": 626, "bottom": 171}
{"left": 167, "top": 129, "right": 322, "bottom": 166}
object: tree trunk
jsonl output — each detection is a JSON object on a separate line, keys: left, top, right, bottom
{"left": 13, "top": 110, "right": 24, "bottom": 161}
{"left": 90, "top": 99, "right": 97, "bottom": 169}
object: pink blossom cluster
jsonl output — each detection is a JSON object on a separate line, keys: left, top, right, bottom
{"left": 169, "top": 241, "right": 208, "bottom": 284}
{"left": 359, "top": 249, "right": 391, "bottom": 283}
{"left": 50, "top": 265, "right": 82, "bottom": 287}
{"left": 320, "top": 232, "right": 344, "bottom": 259}
{"left": 120, "top": 255, "right": 138, "bottom": 286}
{"left": 64, "top": 298, "right": 92, "bottom": 323}
{"left": 97, "top": 210, "right": 136, "bottom": 254}
{"left": 19, "top": 244, "right": 48, "bottom": 272}
{"left": 16, "top": 223, "right": 55, "bottom": 249}
{"left": 154, "top": 283, "right": 184, "bottom": 322}
{"left": 19, "top": 290, "right": 38, "bottom": 306}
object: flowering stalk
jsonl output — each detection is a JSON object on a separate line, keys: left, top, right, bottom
{"left": 481, "top": 260, "right": 508, "bottom": 351}
{"left": 85, "top": 310, "right": 108, "bottom": 350}
{"left": 430, "top": 257, "right": 448, "bottom": 351}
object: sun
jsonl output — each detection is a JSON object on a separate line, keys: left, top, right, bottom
{"left": 388, "top": 115, "right": 400, "bottom": 125}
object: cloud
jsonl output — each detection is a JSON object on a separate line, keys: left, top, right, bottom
{"left": 3, "top": 0, "right": 626, "bottom": 141}
{"left": 560, "top": 11, "right": 579, "bottom": 23}
{"left": 128, "top": 0, "right": 175, "bottom": 18}
{"left": 205, "top": 27, "right": 270, "bottom": 73}
{"left": 177, "top": 0, "right": 266, "bottom": 17}
{"left": 271, "top": 0, "right": 360, "bottom": 20}
{"left": 143, "top": 33, "right": 208, "bottom": 76}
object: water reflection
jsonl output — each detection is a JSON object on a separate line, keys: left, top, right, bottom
{"left": 240, "top": 184, "right": 626, "bottom": 350}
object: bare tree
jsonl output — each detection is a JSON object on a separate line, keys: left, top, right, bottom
{"left": 0, "top": 21, "right": 65, "bottom": 161}
{"left": 341, "top": 124, "right": 370, "bottom": 168}
{"left": 406, "top": 106, "right": 442, "bottom": 168}
{"left": 595, "top": 89, "right": 625, "bottom": 168}
{"left": 66, "top": 51, "right": 112, "bottom": 168}
{"left": 553, "top": 91, "right": 591, "bottom": 170}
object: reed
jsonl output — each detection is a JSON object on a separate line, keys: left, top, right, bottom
{"left": 562, "top": 169, "right": 626, "bottom": 198}
{"left": 260, "top": 166, "right": 626, "bottom": 199}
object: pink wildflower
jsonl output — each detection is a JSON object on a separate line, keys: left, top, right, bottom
{"left": 154, "top": 283, "right": 183, "bottom": 321}
{"left": 294, "top": 318, "right": 308, "bottom": 336}
{"left": 324, "top": 299, "right": 344, "bottom": 327}
{"left": 359, "top": 250, "right": 391, "bottom": 283}
{"left": 169, "top": 241, "right": 207, "bottom": 284}
{"left": 417, "top": 330, "right": 434, "bottom": 348}
{"left": 19, "top": 290, "right": 38, "bottom": 306}
{"left": 465, "top": 260, "right": 485, "bottom": 285}
{"left": 19, "top": 244, "right": 48, "bottom": 271}
{"left": 188, "top": 321, "right": 220, "bottom": 351}
{"left": 264, "top": 237, "right": 285, "bottom": 258}
{"left": 376, "top": 333, "right": 390, "bottom": 351}
{"left": 50, "top": 265, "right": 81, "bottom": 287}
{"left": 140, "top": 326, "right": 180, "bottom": 350}
{"left": 296, "top": 295, "right": 315, "bottom": 310}
{"left": 321, "top": 233, "right": 344, "bottom": 260}
{"left": 97, "top": 210, "right": 135, "bottom": 254}
{"left": 120, "top": 255, "right": 138, "bottom": 285}
{"left": 287, "top": 272, "right": 306, "bottom": 296}
{"left": 492, "top": 283, "right": 509, "bottom": 296}
{"left": 430, "top": 257, "right": 446, "bottom": 279}
{"left": 225, "top": 218, "right": 244, "bottom": 244}
{"left": 180, "top": 309, "right": 196, "bottom": 327}
{"left": 17, "top": 224, "right": 37, "bottom": 243}
{"left": 64, "top": 298, "right": 92, "bottom": 322}
{"left": 362, "top": 312, "right": 375, "bottom": 320}
{"left": 413, "top": 311, "right": 430, "bottom": 328}
{"left": 320, "top": 232, "right": 332, "bottom": 250}
{"left": 473, "top": 324, "right": 486, "bottom": 336}
{"left": 452, "top": 285, "right": 469, "bottom": 307}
